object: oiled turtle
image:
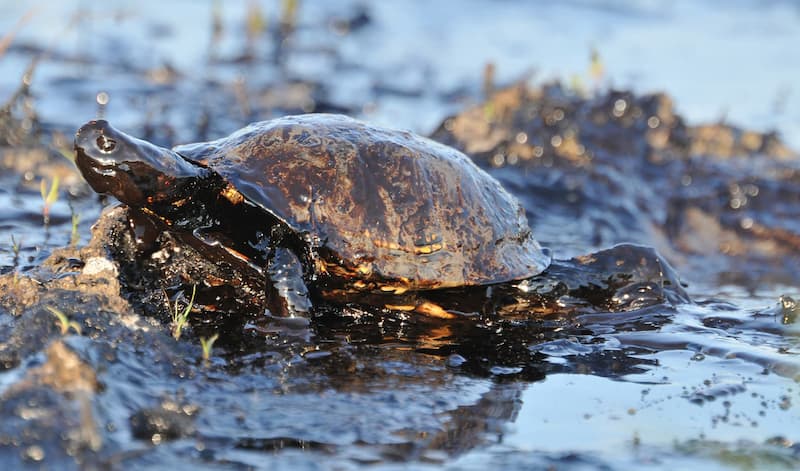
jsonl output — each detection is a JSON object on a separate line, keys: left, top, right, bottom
{"left": 74, "top": 114, "right": 551, "bottom": 318}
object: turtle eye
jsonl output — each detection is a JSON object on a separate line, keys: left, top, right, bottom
{"left": 96, "top": 135, "right": 117, "bottom": 153}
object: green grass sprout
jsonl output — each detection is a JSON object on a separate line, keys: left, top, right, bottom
{"left": 200, "top": 333, "right": 220, "bottom": 364}
{"left": 589, "top": 47, "right": 605, "bottom": 90}
{"left": 40, "top": 175, "right": 60, "bottom": 224}
{"left": 45, "top": 306, "right": 82, "bottom": 335}
{"left": 246, "top": 0, "right": 266, "bottom": 40}
{"left": 10, "top": 234, "right": 21, "bottom": 267}
{"left": 281, "top": 0, "right": 298, "bottom": 33}
{"left": 170, "top": 285, "right": 197, "bottom": 340}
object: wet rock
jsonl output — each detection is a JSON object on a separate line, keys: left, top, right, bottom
{"left": 0, "top": 206, "right": 137, "bottom": 369}
{"left": 758, "top": 295, "right": 800, "bottom": 325}
{"left": 0, "top": 341, "right": 102, "bottom": 469}
{"left": 503, "top": 244, "right": 689, "bottom": 317}
{"left": 9, "top": 340, "right": 98, "bottom": 395}
{"left": 683, "top": 375, "right": 747, "bottom": 405}
{"left": 0, "top": 388, "right": 92, "bottom": 469}
{"left": 688, "top": 125, "right": 792, "bottom": 160}
{"left": 0, "top": 200, "right": 202, "bottom": 469}
{"left": 778, "top": 295, "right": 800, "bottom": 324}
{"left": 129, "top": 399, "right": 198, "bottom": 443}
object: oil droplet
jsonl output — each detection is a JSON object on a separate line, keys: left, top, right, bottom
{"left": 647, "top": 116, "right": 660, "bottom": 128}
{"left": 491, "top": 153, "right": 505, "bottom": 167}
{"left": 740, "top": 217, "right": 754, "bottom": 229}
{"left": 96, "top": 91, "right": 109, "bottom": 105}
{"left": 515, "top": 132, "right": 528, "bottom": 144}
{"left": 550, "top": 135, "right": 562, "bottom": 147}
{"left": 24, "top": 445, "right": 44, "bottom": 462}
{"left": 613, "top": 99, "right": 627, "bottom": 117}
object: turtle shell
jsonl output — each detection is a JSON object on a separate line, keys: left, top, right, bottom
{"left": 174, "top": 114, "right": 549, "bottom": 289}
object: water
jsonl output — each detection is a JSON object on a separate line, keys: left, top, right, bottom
{"left": 1, "top": 1, "right": 798, "bottom": 143}
{"left": 0, "top": 1, "right": 798, "bottom": 469}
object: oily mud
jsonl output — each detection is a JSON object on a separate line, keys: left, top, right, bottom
{"left": 432, "top": 83, "right": 799, "bottom": 291}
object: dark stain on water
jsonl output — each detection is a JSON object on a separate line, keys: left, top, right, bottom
{"left": 0, "top": 1, "right": 799, "bottom": 470}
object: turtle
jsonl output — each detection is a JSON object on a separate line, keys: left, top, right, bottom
{"left": 74, "top": 114, "right": 553, "bottom": 319}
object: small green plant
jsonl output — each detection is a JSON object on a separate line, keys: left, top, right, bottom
{"left": 588, "top": 47, "right": 604, "bottom": 89}
{"left": 40, "top": 175, "right": 60, "bottom": 224}
{"left": 243, "top": 0, "right": 266, "bottom": 60}
{"left": 170, "top": 285, "right": 197, "bottom": 340}
{"left": 199, "top": 333, "right": 219, "bottom": 364}
{"left": 208, "top": 0, "right": 224, "bottom": 61}
{"left": 246, "top": 0, "right": 266, "bottom": 39}
{"left": 280, "top": 0, "right": 298, "bottom": 33}
{"left": 45, "top": 306, "right": 81, "bottom": 335}
{"left": 10, "top": 234, "right": 21, "bottom": 267}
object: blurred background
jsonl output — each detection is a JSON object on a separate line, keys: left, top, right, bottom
{"left": 1, "top": 0, "right": 798, "bottom": 145}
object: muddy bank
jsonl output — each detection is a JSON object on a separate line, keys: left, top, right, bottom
{"left": 432, "top": 82, "right": 800, "bottom": 291}
{"left": 0, "top": 207, "right": 683, "bottom": 468}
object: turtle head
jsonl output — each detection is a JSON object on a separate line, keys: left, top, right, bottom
{"left": 75, "top": 120, "right": 204, "bottom": 208}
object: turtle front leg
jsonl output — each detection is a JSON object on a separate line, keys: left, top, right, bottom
{"left": 265, "top": 246, "right": 313, "bottom": 322}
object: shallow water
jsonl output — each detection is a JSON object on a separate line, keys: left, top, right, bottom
{"left": 1, "top": 1, "right": 799, "bottom": 143}
{"left": 0, "top": 1, "right": 799, "bottom": 470}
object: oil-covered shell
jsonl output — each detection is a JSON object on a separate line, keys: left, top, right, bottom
{"left": 174, "top": 114, "right": 549, "bottom": 289}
